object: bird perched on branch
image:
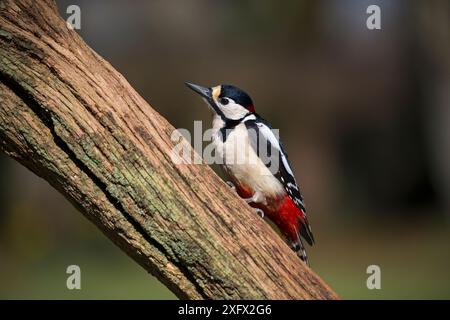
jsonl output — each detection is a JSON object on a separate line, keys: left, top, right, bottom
{"left": 186, "top": 82, "right": 315, "bottom": 264}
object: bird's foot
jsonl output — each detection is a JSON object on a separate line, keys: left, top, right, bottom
{"left": 227, "top": 181, "right": 255, "bottom": 204}
{"left": 243, "top": 197, "right": 254, "bottom": 203}
{"left": 226, "top": 181, "right": 264, "bottom": 218}
{"left": 254, "top": 208, "right": 265, "bottom": 219}
{"left": 226, "top": 181, "right": 237, "bottom": 192}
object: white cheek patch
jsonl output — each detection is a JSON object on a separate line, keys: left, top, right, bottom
{"left": 219, "top": 100, "right": 249, "bottom": 120}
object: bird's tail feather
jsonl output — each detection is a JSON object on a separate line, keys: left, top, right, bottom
{"left": 299, "top": 217, "right": 315, "bottom": 246}
{"left": 292, "top": 234, "right": 309, "bottom": 266}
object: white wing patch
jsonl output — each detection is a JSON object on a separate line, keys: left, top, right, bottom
{"left": 244, "top": 118, "right": 307, "bottom": 213}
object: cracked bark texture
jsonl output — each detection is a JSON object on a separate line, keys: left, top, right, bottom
{"left": 0, "top": 0, "right": 338, "bottom": 299}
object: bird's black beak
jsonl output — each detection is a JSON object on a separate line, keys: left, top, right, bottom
{"left": 185, "top": 82, "right": 224, "bottom": 117}
{"left": 185, "top": 82, "right": 212, "bottom": 100}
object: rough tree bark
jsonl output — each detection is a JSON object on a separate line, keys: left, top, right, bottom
{"left": 0, "top": 0, "right": 338, "bottom": 299}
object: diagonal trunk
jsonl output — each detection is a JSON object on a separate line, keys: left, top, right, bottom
{"left": 0, "top": 0, "right": 338, "bottom": 299}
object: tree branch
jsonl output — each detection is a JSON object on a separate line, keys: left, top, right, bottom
{"left": 0, "top": 0, "right": 338, "bottom": 299}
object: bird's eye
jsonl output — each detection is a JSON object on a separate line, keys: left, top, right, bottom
{"left": 219, "top": 97, "right": 229, "bottom": 105}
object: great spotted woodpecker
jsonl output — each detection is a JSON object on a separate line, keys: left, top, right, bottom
{"left": 186, "top": 82, "right": 315, "bottom": 263}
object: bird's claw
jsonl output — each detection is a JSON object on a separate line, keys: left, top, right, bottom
{"left": 244, "top": 197, "right": 254, "bottom": 203}
{"left": 226, "top": 181, "right": 237, "bottom": 192}
{"left": 254, "top": 208, "right": 265, "bottom": 219}
{"left": 226, "top": 181, "right": 264, "bottom": 218}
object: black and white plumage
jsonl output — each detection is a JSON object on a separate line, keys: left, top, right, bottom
{"left": 243, "top": 117, "right": 307, "bottom": 211}
{"left": 239, "top": 114, "right": 315, "bottom": 246}
{"left": 186, "top": 82, "right": 315, "bottom": 262}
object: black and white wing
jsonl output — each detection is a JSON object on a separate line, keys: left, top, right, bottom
{"left": 244, "top": 115, "right": 315, "bottom": 245}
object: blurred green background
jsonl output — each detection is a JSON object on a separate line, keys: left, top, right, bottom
{"left": 1, "top": 0, "right": 449, "bottom": 299}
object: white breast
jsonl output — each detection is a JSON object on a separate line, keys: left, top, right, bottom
{"left": 211, "top": 116, "right": 285, "bottom": 204}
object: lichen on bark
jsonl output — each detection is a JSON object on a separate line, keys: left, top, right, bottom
{"left": 0, "top": 0, "right": 338, "bottom": 300}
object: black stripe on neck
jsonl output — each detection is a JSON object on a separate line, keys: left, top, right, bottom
{"left": 219, "top": 113, "right": 253, "bottom": 142}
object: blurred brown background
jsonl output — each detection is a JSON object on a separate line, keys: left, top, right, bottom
{"left": 0, "top": 0, "right": 449, "bottom": 299}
